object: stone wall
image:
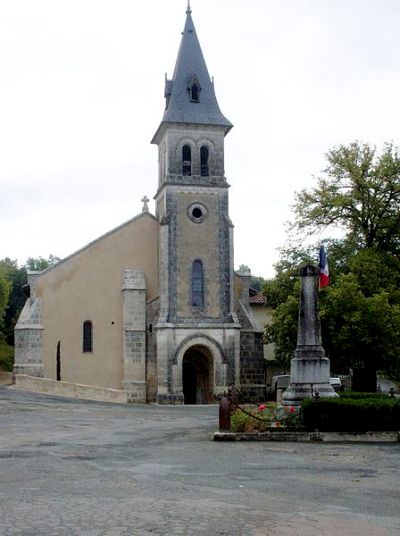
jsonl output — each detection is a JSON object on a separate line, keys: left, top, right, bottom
{"left": 14, "top": 288, "right": 44, "bottom": 378}
{"left": 146, "top": 297, "right": 160, "bottom": 402}
{"left": 13, "top": 375, "right": 128, "bottom": 403}
{"left": 122, "top": 269, "right": 147, "bottom": 402}
{"left": 239, "top": 331, "right": 266, "bottom": 400}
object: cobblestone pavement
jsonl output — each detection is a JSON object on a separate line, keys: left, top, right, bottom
{"left": 1, "top": 386, "right": 400, "bottom": 536}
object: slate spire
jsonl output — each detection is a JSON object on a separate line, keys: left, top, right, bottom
{"left": 152, "top": 5, "right": 232, "bottom": 143}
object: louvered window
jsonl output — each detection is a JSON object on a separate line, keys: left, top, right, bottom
{"left": 200, "top": 146, "right": 209, "bottom": 176}
{"left": 182, "top": 145, "right": 192, "bottom": 176}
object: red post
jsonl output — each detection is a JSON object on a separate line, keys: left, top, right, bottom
{"left": 219, "top": 391, "right": 232, "bottom": 431}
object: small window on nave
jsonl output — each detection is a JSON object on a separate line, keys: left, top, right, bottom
{"left": 82, "top": 320, "right": 93, "bottom": 353}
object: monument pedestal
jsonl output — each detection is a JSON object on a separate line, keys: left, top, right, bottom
{"left": 282, "top": 265, "right": 338, "bottom": 406}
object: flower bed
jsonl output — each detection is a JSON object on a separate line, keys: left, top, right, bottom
{"left": 231, "top": 403, "right": 301, "bottom": 432}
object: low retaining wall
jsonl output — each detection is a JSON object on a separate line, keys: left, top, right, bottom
{"left": 12, "top": 374, "right": 128, "bottom": 404}
{"left": 0, "top": 372, "right": 14, "bottom": 385}
{"left": 214, "top": 430, "right": 400, "bottom": 443}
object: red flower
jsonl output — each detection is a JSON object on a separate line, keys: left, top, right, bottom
{"left": 258, "top": 404, "right": 266, "bottom": 411}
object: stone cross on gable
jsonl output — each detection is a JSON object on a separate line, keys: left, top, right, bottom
{"left": 141, "top": 196, "right": 149, "bottom": 213}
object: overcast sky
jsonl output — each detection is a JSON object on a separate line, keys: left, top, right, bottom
{"left": 1, "top": 0, "right": 399, "bottom": 278}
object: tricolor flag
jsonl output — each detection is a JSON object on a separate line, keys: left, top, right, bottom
{"left": 318, "top": 245, "right": 329, "bottom": 288}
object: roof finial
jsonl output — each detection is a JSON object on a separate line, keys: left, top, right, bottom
{"left": 141, "top": 195, "right": 149, "bottom": 213}
{"left": 186, "top": 0, "right": 191, "bottom": 15}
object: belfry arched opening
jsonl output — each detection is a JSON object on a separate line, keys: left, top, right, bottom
{"left": 182, "top": 346, "right": 213, "bottom": 404}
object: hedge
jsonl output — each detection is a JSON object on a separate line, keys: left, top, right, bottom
{"left": 339, "top": 391, "right": 393, "bottom": 400}
{"left": 301, "top": 397, "right": 400, "bottom": 432}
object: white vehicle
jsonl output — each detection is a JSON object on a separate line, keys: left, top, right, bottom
{"left": 330, "top": 377, "right": 342, "bottom": 392}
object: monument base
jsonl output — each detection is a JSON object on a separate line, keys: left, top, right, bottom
{"left": 282, "top": 383, "right": 338, "bottom": 406}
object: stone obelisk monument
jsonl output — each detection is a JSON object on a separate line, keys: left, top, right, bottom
{"left": 282, "top": 264, "right": 338, "bottom": 406}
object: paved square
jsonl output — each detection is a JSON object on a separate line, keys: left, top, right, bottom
{"left": 1, "top": 386, "right": 399, "bottom": 535}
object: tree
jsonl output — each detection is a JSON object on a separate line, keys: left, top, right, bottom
{"left": 264, "top": 243, "right": 400, "bottom": 384}
{"left": 0, "top": 255, "right": 60, "bottom": 370}
{"left": 0, "top": 264, "right": 12, "bottom": 371}
{"left": 0, "top": 271, "right": 10, "bottom": 328}
{"left": 294, "top": 142, "right": 400, "bottom": 255}
{"left": 264, "top": 141, "right": 400, "bottom": 388}
{"left": 321, "top": 272, "right": 400, "bottom": 383}
{"left": 26, "top": 255, "right": 60, "bottom": 272}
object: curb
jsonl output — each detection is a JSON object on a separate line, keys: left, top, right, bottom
{"left": 213, "top": 430, "right": 400, "bottom": 443}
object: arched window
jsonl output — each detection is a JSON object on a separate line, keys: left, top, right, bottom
{"left": 192, "top": 260, "right": 204, "bottom": 307}
{"left": 190, "top": 82, "right": 200, "bottom": 102}
{"left": 188, "top": 76, "right": 201, "bottom": 103}
{"left": 56, "top": 341, "right": 61, "bottom": 381}
{"left": 82, "top": 321, "right": 93, "bottom": 353}
{"left": 182, "top": 145, "right": 192, "bottom": 176}
{"left": 200, "top": 146, "right": 209, "bottom": 176}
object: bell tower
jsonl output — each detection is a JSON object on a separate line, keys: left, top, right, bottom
{"left": 151, "top": 4, "right": 241, "bottom": 403}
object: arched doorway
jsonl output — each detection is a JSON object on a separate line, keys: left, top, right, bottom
{"left": 182, "top": 346, "right": 213, "bottom": 404}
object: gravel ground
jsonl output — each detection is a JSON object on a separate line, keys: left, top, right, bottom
{"left": 1, "top": 386, "right": 399, "bottom": 535}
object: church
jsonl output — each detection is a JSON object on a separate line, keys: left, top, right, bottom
{"left": 14, "top": 5, "right": 267, "bottom": 404}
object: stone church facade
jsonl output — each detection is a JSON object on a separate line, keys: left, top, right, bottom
{"left": 14, "top": 5, "right": 266, "bottom": 404}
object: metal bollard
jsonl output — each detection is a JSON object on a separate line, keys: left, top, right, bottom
{"left": 219, "top": 391, "right": 232, "bottom": 431}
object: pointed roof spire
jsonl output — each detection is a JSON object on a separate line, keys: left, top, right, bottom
{"left": 152, "top": 4, "right": 232, "bottom": 144}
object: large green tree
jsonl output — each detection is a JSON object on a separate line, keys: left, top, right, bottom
{"left": 264, "top": 142, "right": 400, "bottom": 388}
{"left": 264, "top": 244, "right": 400, "bottom": 384}
{"left": 294, "top": 142, "right": 400, "bottom": 255}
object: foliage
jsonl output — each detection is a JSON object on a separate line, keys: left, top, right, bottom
{"left": 301, "top": 397, "right": 400, "bottom": 432}
{"left": 0, "top": 270, "right": 11, "bottom": 328}
{"left": 293, "top": 142, "right": 400, "bottom": 255}
{"left": 0, "top": 333, "right": 14, "bottom": 372}
{"left": 250, "top": 275, "right": 266, "bottom": 293}
{"left": 264, "top": 294, "right": 298, "bottom": 367}
{"left": 230, "top": 403, "right": 301, "bottom": 432}
{"left": 0, "top": 259, "right": 27, "bottom": 345}
{"left": 263, "top": 142, "right": 400, "bottom": 385}
{"left": 0, "top": 255, "right": 60, "bottom": 347}
{"left": 25, "top": 255, "right": 60, "bottom": 272}
{"left": 264, "top": 244, "right": 400, "bottom": 380}
{"left": 321, "top": 272, "right": 400, "bottom": 378}
{"left": 339, "top": 391, "right": 392, "bottom": 400}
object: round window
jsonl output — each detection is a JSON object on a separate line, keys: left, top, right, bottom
{"left": 192, "top": 207, "right": 203, "bottom": 219}
{"left": 188, "top": 203, "right": 207, "bottom": 223}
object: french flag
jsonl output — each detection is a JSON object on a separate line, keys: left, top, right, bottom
{"left": 318, "top": 245, "right": 330, "bottom": 288}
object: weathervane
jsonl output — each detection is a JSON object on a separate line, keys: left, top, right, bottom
{"left": 186, "top": 0, "right": 191, "bottom": 15}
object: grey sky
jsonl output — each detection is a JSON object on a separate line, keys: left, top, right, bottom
{"left": 1, "top": 0, "right": 399, "bottom": 278}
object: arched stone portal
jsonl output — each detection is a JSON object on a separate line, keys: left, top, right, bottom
{"left": 182, "top": 345, "right": 213, "bottom": 404}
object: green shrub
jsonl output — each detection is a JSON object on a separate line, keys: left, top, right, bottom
{"left": 0, "top": 335, "right": 14, "bottom": 372}
{"left": 302, "top": 397, "right": 400, "bottom": 432}
{"left": 231, "top": 408, "right": 265, "bottom": 432}
{"left": 340, "top": 391, "right": 392, "bottom": 399}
